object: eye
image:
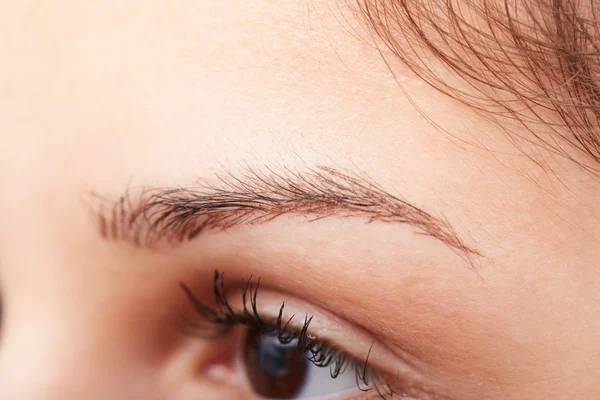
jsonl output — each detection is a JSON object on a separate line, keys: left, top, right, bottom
{"left": 242, "top": 327, "right": 357, "bottom": 399}
{"left": 180, "top": 270, "right": 398, "bottom": 399}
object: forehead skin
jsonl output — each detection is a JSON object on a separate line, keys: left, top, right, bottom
{"left": 0, "top": 1, "right": 599, "bottom": 399}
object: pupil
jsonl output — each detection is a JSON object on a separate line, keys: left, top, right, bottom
{"left": 243, "top": 328, "right": 308, "bottom": 399}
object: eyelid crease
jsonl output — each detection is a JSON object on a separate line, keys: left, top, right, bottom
{"left": 179, "top": 270, "right": 446, "bottom": 400}
{"left": 231, "top": 286, "right": 418, "bottom": 382}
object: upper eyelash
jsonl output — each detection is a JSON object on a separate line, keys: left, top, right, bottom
{"left": 179, "top": 269, "right": 399, "bottom": 399}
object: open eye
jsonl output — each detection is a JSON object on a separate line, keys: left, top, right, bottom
{"left": 241, "top": 327, "right": 357, "bottom": 399}
{"left": 179, "top": 271, "right": 399, "bottom": 399}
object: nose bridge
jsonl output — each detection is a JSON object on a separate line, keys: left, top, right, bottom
{"left": 0, "top": 180, "right": 174, "bottom": 399}
{"left": 0, "top": 289, "right": 246, "bottom": 400}
{"left": 0, "top": 333, "right": 112, "bottom": 400}
{"left": 0, "top": 245, "right": 159, "bottom": 400}
{"left": 0, "top": 318, "right": 135, "bottom": 400}
{"left": 0, "top": 278, "right": 147, "bottom": 400}
{"left": 0, "top": 176, "right": 240, "bottom": 399}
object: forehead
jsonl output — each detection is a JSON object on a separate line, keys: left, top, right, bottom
{"left": 0, "top": 0, "right": 593, "bottom": 260}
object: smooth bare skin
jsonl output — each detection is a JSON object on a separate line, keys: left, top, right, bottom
{"left": 1, "top": 1, "right": 599, "bottom": 399}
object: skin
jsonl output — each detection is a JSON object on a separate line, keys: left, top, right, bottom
{"left": 1, "top": 1, "right": 599, "bottom": 399}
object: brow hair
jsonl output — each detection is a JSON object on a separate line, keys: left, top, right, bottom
{"left": 90, "top": 166, "right": 480, "bottom": 264}
{"left": 351, "top": 0, "right": 600, "bottom": 169}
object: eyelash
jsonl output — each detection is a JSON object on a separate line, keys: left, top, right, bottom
{"left": 179, "top": 270, "right": 398, "bottom": 399}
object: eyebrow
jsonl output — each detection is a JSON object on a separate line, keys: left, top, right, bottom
{"left": 90, "top": 165, "right": 480, "bottom": 264}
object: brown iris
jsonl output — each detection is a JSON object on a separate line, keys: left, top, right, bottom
{"left": 243, "top": 328, "right": 308, "bottom": 399}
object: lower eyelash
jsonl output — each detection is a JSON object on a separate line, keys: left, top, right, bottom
{"left": 179, "top": 269, "right": 398, "bottom": 399}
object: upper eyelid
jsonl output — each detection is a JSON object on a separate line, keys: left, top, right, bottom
{"left": 238, "top": 287, "right": 410, "bottom": 370}
{"left": 184, "top": 273, "right": 419, "bottom": 383}
{"left": 179, "top": 271, "right": 451, "bottom": 399}
{"left": 181, "top": 274, "right": 401, "bottom": 397}
{"left": 190, "top": 278, "right": 454, "bottom": 399}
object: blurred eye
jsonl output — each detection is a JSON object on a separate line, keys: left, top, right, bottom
{"left": 242, "top": 327, "right": 358, "bottom": 399}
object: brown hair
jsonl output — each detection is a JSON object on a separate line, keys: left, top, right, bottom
{"left": 351, "top": 0, "right": 600, "bottom": 169}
